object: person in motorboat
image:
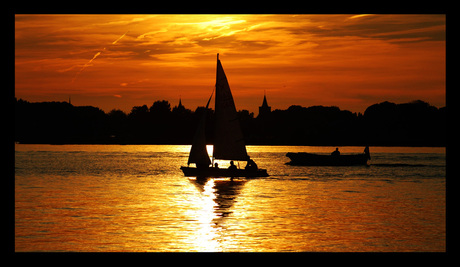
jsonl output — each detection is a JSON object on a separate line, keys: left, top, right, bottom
{"left": 364, "top": 146, "right": 371, "bottom": 160}
{"left": 331, "top": 147, "right": 340, "bottom": 157}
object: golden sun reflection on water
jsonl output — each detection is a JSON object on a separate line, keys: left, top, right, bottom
{"left": 186, "top": 179, "right": 221, "bottom": 252}
{"left": 183, "top": 178, "right": 252, "bottom": 252}
{"left": 15, "top": 145, "right": 445, "bottom": 252}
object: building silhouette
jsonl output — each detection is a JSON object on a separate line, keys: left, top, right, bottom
{"left": 172, "top": 97, "right": 186, "bottom": 112}
{"left": 258, "top": 92, "right": 271, "bottom": 118}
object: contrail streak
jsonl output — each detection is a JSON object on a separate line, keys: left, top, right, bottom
{"left": 72, "top": 31, "right": 129, "bottom": 83}
{"left": 112, "top": 31, "right": 128, "bottom": 44}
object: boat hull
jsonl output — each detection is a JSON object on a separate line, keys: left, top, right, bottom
{"left": 286, "top": 152, "right": 370, "bottom": 166}
{"left": 180, "top": 166, "right": 269, "bottom": 178}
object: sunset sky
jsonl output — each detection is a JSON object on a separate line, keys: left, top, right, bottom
{"left": 15, "top": 14, "right": 446, "bottom": 114}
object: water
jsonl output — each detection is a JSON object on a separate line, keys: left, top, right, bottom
{"left": 15, "top": 145, "right": 446, "bottom": 252}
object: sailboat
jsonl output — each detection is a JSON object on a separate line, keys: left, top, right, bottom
{"left": 180, "top": 54, "right": 269, "bottom": 178}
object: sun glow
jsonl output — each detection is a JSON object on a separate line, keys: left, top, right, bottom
{"left": 16, "top": 15, "right": 445, "bottom": 114}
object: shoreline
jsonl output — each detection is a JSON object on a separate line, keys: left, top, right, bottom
{"left": 14, "top": 142, "right": 447, "bottom": 148}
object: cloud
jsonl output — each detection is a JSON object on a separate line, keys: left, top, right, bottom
{"left": 15, "top": 15, "right": 446, "bottom": 113}
{"left": 347, "top": 14, "right": 374, "bottom": 20}
{"left": 305, "top": 14, "right": 445, "bottom": 43}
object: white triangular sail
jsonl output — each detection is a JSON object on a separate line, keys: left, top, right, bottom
{"left": 212, "top": 54, "right": 249, "bottom": 161}
{"left": 187, "top": 92, "right": 213, "bottom": 166}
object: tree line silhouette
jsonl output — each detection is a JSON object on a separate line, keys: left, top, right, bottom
{"left": 15, "top": 98, "right": 446, "bottom": 146}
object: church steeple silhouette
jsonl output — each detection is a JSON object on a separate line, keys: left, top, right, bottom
{"left": 173, "top": 96, "right": 186, "bottom": 113}
{"left": 258, "top": 91, "right": 271, "bottom": 118}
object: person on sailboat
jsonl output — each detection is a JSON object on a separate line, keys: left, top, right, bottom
{"left": 245, "top": 157, "right": 258, "bottom": 171}
{"left": 228, "top": 161, "right": 237, "bottom": 171}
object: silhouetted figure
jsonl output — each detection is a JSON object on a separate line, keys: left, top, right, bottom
{"left": 214, "top": 162, "right": 219, "bottom": 169}
{"left": 364, "top": 146, "right": 371, "bottom": 160}
{"left": 228, "top": 161, "right": 237, "bottom": 171}
{"left": 245, "top": 157, "right": 258, "bottom": 171}
{"left": 228, "top": 160, "right": 237, "bottom": 181}
{"left": 331, "top": 147, "right": 340, "bottom": 157}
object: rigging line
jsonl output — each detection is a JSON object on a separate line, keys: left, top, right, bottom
{"left": 206, "top": 88, "right": 214, "bottom": 109}
{"left": 208, "top": 87, "right": 215, "bottom": 159}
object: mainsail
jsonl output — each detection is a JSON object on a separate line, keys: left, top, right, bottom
{"left": 187, "top": 92, "right": 213, "bottom": 166}
{"left": 213, "top": 54, "right": 249, "bottom": 161}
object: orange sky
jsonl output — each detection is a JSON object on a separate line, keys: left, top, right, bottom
{"left": 15, "top": 14, "right": 446, "bottom": 114}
